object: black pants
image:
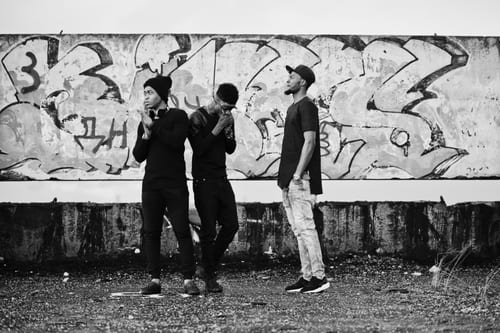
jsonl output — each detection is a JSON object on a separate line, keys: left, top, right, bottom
{"left": 142, "top": 185, "right": 195, "bottom": 279}
{"left": 193, "top": 178, "right": 239, "bottom": 279}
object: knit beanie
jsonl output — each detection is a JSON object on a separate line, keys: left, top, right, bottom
{"left": 144, "top": 76, "right": 172, "bottom": 103}
{"left": 216, "top": 83, "right": 239, "bottom": 105}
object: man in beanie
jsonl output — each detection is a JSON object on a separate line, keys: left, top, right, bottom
{"left": 278, "top": 65, "right": 330, "bottom": 294}
{"left": 133, "top": 75, "right": 200, "bottom": 296}
{"left": 188, "top": 83, "right": 239, "bottom": 293}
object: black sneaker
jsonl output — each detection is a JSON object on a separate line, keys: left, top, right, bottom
{"left": 285, "top": 277, "right": 309, "bottom": 293}
{"left": 183, "top": 280, "right": 200, "bottom": 296}
{"left": 140, "top": 282, "right": 161, "bottom": 295}
{"left": 300, "top": 277, "right": 330, "bottom": 294}
{"left": 205, "top": 278, "right": 223, "bottom": 293}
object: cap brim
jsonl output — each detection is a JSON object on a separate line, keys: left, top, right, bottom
{"left": 285, "top": 65, "right": 294, "bottom": 74}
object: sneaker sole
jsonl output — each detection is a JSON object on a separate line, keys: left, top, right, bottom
{"left": 301, "top": 282, "right": 330, "bottom": 294}
{"left": 285, "top": 288, "right": 303, "bottom": 293}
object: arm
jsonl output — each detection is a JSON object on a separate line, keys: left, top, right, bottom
{"left": 294, "top": 131, "right": 316, "bottom": 178}
{"left": 132, "top": 123, "right": 150, "bottom": 163}
{"left": 151, "top": 110, "right": 188, "bottom": 149}
{"left": 188, "top": 111, "right": 217, "bottom": 156}
{"left": 224, "top": 122, "right": 236, "bottom": 154}
{"left": 294, "top": 100, "right": 318, "bottom": 180}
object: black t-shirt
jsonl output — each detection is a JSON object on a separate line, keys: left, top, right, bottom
{"left": 132, "top": 108, "right": 188, "bottom": 190}
{"left": 188, "top": 107, "right": 236, "bottom": 180}
{"left": 278, "top": 97, "right": 322, "bottom": 194}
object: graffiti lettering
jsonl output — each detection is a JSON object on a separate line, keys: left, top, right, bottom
{"left": 0, "top": 36, "right": 128, "bottom": 177}
{"left": 20, "top": 52, "right": 41, "bottom": 94}
{"left": 74, "top": 117, "right": 106, "bottom": 154}
{"left": 184, "top": 95, "right": 202, "bottom": 110}
{"left": 0, "top": 33, "right": 483, "bottom": 180}
{"left": 74, "top": 117, "right": 128, "bottom": 154}
{"left": 105, "top": 119, "right": 127, "bottom": 149}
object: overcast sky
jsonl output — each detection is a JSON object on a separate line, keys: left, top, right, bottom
{"left": 0, "top": 0, "right": 499, "bottom": 36}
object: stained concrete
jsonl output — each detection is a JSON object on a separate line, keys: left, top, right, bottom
{"left": 1, "top": 201, "right": 499, "bottom": 263}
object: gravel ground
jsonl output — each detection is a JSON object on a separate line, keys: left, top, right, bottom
{"left": 1, "top": 254, "right": 499, "bottom": 332}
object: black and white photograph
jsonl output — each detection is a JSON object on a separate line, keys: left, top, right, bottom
{"left": 0, "top": 0, "right": 499, "bottom": 331}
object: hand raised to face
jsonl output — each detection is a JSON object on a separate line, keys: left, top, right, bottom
{"left": 216, "top": 112, "right": 233, "bottom": 129}
{"left": 138, "top": 109, "right": 154, "bottom": 129}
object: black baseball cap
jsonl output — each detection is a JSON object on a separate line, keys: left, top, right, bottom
{"left": 285, "top": 64, "right": 316, "bottom": 87}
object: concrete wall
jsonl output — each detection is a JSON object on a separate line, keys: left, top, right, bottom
{"left": 1, "top": 201, "right": 499, "bottom": 263}
{"left": 1, "top": 34, "right": 499, "bottom": 181}
{"left": 2, "top": 33, "right": 500, "bottom": 264}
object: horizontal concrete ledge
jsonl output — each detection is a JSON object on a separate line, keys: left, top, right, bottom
{"left": 1, "top": 201, "right": 499, "bottom": 264}
{"left": 2, "top": 180, "right": 500, "bottom": 204}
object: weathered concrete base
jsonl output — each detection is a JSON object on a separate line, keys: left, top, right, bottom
{"left": 1, "top": 202, "right": 499, "bottom": 263}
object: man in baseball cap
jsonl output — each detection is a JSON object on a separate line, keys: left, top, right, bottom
{"left": 285, "top": 64, "right": 316, "bottom": 94}
{"left": 279, "top": 64, "right": 329, "bottom": 294}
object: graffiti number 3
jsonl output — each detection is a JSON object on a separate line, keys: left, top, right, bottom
{"left": 20, "top": 52, "right": 41, "bottom": 94}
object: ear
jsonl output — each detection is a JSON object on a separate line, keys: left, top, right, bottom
{"left": 209, "top": 99, "right": 217, "bottom": 109}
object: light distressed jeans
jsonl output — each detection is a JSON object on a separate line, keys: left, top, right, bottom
{"left": 282, "top": 179, "right": 325, "bottom": 280}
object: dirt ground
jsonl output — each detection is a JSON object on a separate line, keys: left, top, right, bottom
{"left": 1, "top": 254, "right": 499, "bottom": 332}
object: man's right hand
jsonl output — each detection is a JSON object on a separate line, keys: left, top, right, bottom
{"left": 142, "top": 129, "right": 152, "bottom": 140}
{"left": 138, "top": 109, "right": 154, "bottom": 129}
{"left": 212, "top": 113, "right": 233, "bottom": 135}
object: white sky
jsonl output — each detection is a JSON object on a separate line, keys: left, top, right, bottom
{"left": 0, "top": 0, "right": 499, "bottom": 36}
{"left": 1, "top": 0, "right": 500, "bottom": 203}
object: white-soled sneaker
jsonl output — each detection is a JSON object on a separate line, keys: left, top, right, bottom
{"left": 300, "top": 277, "right": 330, "bottom": 294}
{"left": 285, "top": 277, "right": 309, "bottom": 293}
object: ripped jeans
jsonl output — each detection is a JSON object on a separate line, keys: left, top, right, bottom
{"left": 282, "top": 179, "right": 325, "bottom": 280}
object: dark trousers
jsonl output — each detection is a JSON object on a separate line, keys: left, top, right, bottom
{"left": 193, "top": 178, "right": 239, "bottom": 279}
{"left": 141, "top": 185, "right": 195, "bottom": 279}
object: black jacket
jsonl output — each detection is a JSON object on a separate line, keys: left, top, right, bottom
{"left": 188, "top": 107, "right": 236, "bottom": 180}
{"left": 133, "top": 108, "right": 189, "bottom": 190}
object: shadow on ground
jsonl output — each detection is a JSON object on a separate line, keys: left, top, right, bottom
{"left": 1, "top": 254, "right": 499, "bottom": 332}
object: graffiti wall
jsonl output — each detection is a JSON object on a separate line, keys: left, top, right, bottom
{"left": 0, "top": 34, "right": 498, "bottom": 180}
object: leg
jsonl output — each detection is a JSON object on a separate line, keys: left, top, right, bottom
{"left": 194, "top": 180, "right": 219, "bottom": 279}
{"left": 141, "top": 191, "right": 166, "bottom": 279}
{"left": 288, "top": 180, "right": 325, "bottom": 279}
{"left": 213, "top": 180, "right": 239, "bottom": 264}
{"left": 163, "top": 185, "right": 195, "bottom": 279}
{"left": 283, "top": 187, "right": 312, "bottom": 280}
